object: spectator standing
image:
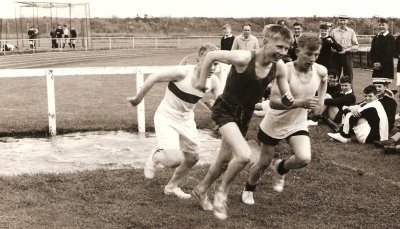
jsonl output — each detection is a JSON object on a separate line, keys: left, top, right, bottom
{"left": 287, "top": 22, "right": 303, "bottom": 61}
{"left": 370, "top": 18, "right": 395, "bottom": 84}
{"left": 28, "top": 25, "right": 38, "bottom": 50}
{"left": 50, "top": 27, "right": 57, "bottom": 49}
{"left": 63, "top": 24, "right": 71, "bottom": 48}
{"left": 330, "top": 15, "right": 359, "bottom": 80}
{"left": 396, "top": 35, "right": 400, "bottom": 99}
{"left": 317, "top": 23, "right": 343, "bottom": 76}
{"left": 231, "top": 23, "right": 259, "bottom": 51}
{"left": 55, "top": 25, "right": 64, "bottom": 49}
{"left": 220, "top": 24, "right": 235, "bottom": 51}
{"left": 70, "top": 26, "right": 77, "bottom": 49}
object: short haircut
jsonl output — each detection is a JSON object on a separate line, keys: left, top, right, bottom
{"left": 263, "top": 24, "right": 293, "bottom": 44}
{"left": 198, "top": 44, "right": 218, "bottom": 57}
{"left": 293, "top": 22, "right": 302, "bottom": 27}
{"left": 296, "top": 33, "right": 321, "bottom": 51}
{"left": 364, "top": 85, "right": 377, "bottom": 95}
{"left": 319, "top": 23, "right": 329, "bottom": 30}
{"left": 222, "top": 24, "right": 231, "bottom": 29}
{"left": 242, "top": 23, "right": 251, "bottom": 29}
{"left": 339, "top": 75, "right": 352, "bottom": 84}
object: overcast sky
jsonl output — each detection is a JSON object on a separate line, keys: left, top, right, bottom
{"left": 1, "top": 0, "right": 398, "bottom": 18}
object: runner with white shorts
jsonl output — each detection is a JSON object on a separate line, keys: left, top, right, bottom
{"left": 127, "top": 44, "right": 221, "bottom": 200}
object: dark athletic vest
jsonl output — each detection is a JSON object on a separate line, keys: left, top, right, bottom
{"left": 222, "top": 51, "right": 277, "bottom": 107}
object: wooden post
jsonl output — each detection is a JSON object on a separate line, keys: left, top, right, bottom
{"left": 136, "top": 70, "right": 145, "bottom": 133}
{"left": 46, "top": 70, "right": 57, "bottom": 136}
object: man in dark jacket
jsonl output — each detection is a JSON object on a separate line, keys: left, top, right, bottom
{"left": 50, "top": 27, "right": 57, "bottom": 49}
{"left": 394, "top": 34, "right": 400, "bottom": 100}
{"left": 370, "top": 18, "right": 395, "bottom": 84}
{"left": 287, "top": 22, "right": 302, "bottom": 61}
{"left": 70, "top": 26, "right": 78, "bottom": 49}
{"left": 316, "top": 23, "right": 343, "bottom": 77}
{"left": 55, "top": 25, "right": 64, "bottom": 49}
{"left": 220, "top": 24, "right": 234, "bottom": 51}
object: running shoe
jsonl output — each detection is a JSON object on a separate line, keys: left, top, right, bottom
{"left": 191, "top": 188, "right": 213, "bottom": 211}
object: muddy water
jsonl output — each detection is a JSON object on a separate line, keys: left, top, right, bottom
{"left": 0, "top": 130, "right": 259, "bottom": 176}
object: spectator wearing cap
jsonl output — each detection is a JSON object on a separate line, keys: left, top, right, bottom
{"left": 317, "top": 23, "right": 343, "bottom": 77}
{"left": 231, "top": 23, "right": 259, "bottom": 51}
{"left": 221, "top": 24, "right": 235, "bottom": 51}
{"left": 370, "top": 18, "right": 396, "bottom": 84}
{"left": 372, "top": 78, "right": 397, "bottom": 133}
{"left": 277, "top": 19, "right": 287, "bottom": 27}
{"left": 287, "top": 22, "right": 303, "bottom": 61}
{"left": 330, "top": 15, "right": 359, "bottom": 80}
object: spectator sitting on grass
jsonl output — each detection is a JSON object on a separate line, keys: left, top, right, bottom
{"left": 326, "top": 74, "right": 341, "bottom": 95}
{"left": 327, "top": 85, "right": 389, "bottom": 144}
{"left": 308, "top": 75, "right": 356, "bottom": 128}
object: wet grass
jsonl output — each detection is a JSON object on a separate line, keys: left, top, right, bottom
{"left": 0, "top": 49, "right": 399, "bottom": 227}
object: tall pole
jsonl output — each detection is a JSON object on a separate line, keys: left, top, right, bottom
{"left": 14, "top": 1, "right": 19, "bottom": 47}
{"left": 0, "top": 19, "right": 3, "bottom": 48}
{"left": 87, "top": 3, "right": 92, "bottom": 48}
{"left": 85, "top": 4, "right": 89, "bottom": 49}
{"left": 32, "top": 3, "right": 35, "bottom": 26}
{"left": 50, "top": 4, "right": 53, "bottom": 30}
{"left": 36, "top": 5, "right": 40, "bottom": 46}
{"left": 20, "top": 7, "right": 24, "bottom": 47}
{"left": 69, "top": 3, "right": 72, "bottom": 30}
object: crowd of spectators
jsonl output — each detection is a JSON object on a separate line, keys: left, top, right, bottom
{"left": 219, "top": 16, "right": 400, "bottom": 155}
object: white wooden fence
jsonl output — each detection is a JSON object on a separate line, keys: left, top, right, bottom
{"left": 0, "top": 66, "right": 191, "bottom": 135}
{"left": 1, "top": 35, "right": 374, "bottom": 54}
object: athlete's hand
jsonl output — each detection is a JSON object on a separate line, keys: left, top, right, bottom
{"left": 373, "top": 62, "right": 381, "bottom": 70}
{"left": 303, "top": 97, "right": 319, "bottom": 109}
{"left": 127, "top": 96, "right": 142, "bottom": 106}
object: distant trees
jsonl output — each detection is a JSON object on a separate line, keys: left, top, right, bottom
{"left": 1, "top": 16, "right": 399, "bottom": 38}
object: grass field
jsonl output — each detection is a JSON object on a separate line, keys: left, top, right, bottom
{"left": 0, "top": 49, "right": 399, "bottom": 228}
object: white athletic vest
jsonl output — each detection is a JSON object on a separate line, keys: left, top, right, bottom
{"left": 260, "top": 62, "right": 321, "bottom": 139}
{"left": 159, "top": 66, "right": 212, "bottom": 117}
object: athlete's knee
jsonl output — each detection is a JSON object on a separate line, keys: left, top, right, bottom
{"left": 183, "top": 152, "right": 199, "bottom": 167}
{"left": 235, "top": 152, "right": 251, "bottom": 165}
{"left": 257, "top": 158, "right": 272, "bottom": 169}
{"left": 295, "top": 154, "right": 311, "bottom": 167}
{"left": 219, "top": 158, "right": 231, "bottom": 171}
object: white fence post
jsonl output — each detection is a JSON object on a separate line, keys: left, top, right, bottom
{"left": 46, "top": 70, "right": 57, "bottom": 136}
{"left": 136, "top": 70, "right": 145, "bottom": 133}
{"left": 109, "top": 37, "right": 112, "bottom": 50}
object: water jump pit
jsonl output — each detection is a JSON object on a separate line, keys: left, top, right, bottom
{"left": 0, "top": 130, "right": 260, "bottom": 176}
